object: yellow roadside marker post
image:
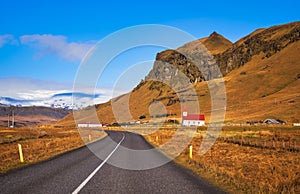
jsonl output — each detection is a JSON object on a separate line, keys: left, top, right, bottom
{"left": 189, "top": 145, "right": 193, "bottom": 159}
{"left": 18, "top": 144, "right": 24, "bottom": 163}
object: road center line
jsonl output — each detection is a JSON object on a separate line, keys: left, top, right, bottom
{"left": 72, "top": 133, "right": 125, "bottom": 194}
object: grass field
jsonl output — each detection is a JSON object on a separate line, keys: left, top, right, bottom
{"left": 0, "top": 125, "right": 106, "bottom": 173}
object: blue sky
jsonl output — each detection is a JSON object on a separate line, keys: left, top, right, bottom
{"left": 0, "top": 0, "right": 299, "bottom": 102}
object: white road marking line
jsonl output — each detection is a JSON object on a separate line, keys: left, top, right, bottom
{"left": 72, "top": 133, "right": 125, "bottom": 194}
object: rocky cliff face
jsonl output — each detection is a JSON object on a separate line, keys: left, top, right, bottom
{"left": 145, "top": 32, "right": 231, "bottom": 87}
{"left": 145, "top": 49, "right": 204, "bottom": 85}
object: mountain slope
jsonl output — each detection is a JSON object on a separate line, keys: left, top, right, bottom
{"left": 223, "top": 39, "right": 300, "bottom": 122}
{"left": 58, "top": 21, "right": 300, "bottom": 125}
{"left": 215, "top": 21, "right": 300, "bottom": 75}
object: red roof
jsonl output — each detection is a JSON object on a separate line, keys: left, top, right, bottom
{"left": 183, "top": 114, "right": 205, "bottom": 121}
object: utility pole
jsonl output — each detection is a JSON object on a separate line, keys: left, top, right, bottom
{"left": 7, "top": 106, "right": 15, "bottom": 128}
{"left": 7, "top": 107, "right": 11, "bottom": 128}
{"left": 11, "top": 110, "right": 14, "bottom": 128}
{"left": 8, "top": 113, "right": 10, "bottom": 128}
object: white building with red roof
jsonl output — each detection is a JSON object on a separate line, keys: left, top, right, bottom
{"left": 182, "top": 106, "right": 205, "bottom": 126}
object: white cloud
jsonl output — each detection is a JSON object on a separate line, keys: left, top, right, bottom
{"left": 17, "top": 90, "right": 70, "bottom": 100}
{"left": 0, "top": 77, "right": 127, "bottom": 107}
{"left": 0, "top": 77, "right": 72, "bottom": 99}
{"left": 20, "top": 34, "right": 94, "bottom": 61}
{"left": 0, "top": 34, "right": 18, "bottom": 47}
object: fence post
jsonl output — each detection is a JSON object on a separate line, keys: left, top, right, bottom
{"left": 240, "top": 136, "right": 243, "bottom": 146}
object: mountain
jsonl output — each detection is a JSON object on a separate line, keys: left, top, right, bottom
{"left": 0, "top": 105, "right": 71, "bottom": 127}
{"left": 58, "top": 21, "right": 300, "bottom": 126}
{"left": 0, "top": 92, "right": 101, "bottom": 110}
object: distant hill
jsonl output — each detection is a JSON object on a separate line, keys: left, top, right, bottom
{"left": 58, "top": 21, "right": 300, "bottom": 126}
{"left": 0, "top": 106, "right": 71, "bottom": 127}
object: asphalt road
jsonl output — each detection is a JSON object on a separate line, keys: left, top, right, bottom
{"left": 0, "top": 131, "right": 225, "bottom": 194}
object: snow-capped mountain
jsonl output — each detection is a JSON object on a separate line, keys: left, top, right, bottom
{"left": 0, "top": 92, "right": 101, "bottom": 110}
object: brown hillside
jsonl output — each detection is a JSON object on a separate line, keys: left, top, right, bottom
{"left": 223, "top": 40, "right": 300, "bottom": 123}
{"left": 57, "top": 81, "right": 182, "bottom": 125}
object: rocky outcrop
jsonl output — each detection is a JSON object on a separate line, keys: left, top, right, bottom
{"left": 145, "top": 32, "right": 232, "bottom": 85}
{"left": 145, "top": 37, "right": 224, "bottom": 87}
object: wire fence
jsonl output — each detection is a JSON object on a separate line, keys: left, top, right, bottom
{"left": 219, "top": 136, "right": 299, "bottom": 152}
